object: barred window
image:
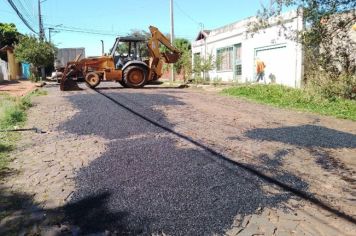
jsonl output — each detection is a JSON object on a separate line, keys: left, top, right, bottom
{"left": 217, "top": 47, "right": 233, "bottom": 71}
{"left": 235, "top": 44, "right": 242, "bottom": 76}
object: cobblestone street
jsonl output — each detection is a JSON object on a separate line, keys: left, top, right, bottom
{"left": 0, "top": 83, "right": 355, "bottom": 235}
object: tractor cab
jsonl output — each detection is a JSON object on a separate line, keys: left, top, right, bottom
{"left": 110, "top": 37, "right": 148, "bottom": 69}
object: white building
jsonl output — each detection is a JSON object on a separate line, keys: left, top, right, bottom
{"left": 192, "top": 10, "right": 304, "bottom": 88}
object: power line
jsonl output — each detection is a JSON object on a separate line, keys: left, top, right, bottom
{"left": 13, "top": 0, "right": 36, "bottom": 26}
{"left": 57, "top": 28, "right": 118, "bottom": 36}
{"left": 22, "top": 0, "right": 34, "bottom": 14}
{"left": 174, "top": 0, "right": 201, "bottom": 26}
{"left": 45, "top": 19, "right": 194, "bottom": 39}
{"left": 45, "top": 24, "right": 121, "bottom": 36}
{"left": 6, "top": 0, "right": 37, "bottom": 34}
{"left": 46, "top": 24, "right": 194, "bottom": 40}
{"left": 11, "top": 0, "right": 37, "bottom": 28}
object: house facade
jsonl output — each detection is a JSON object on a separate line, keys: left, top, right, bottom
{"left": 192, "top": 10, "right": 304, "bottom": 88}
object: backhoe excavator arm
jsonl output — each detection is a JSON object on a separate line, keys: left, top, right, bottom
{"left": 147, "top": 26, "right": 181, "bottom": 80}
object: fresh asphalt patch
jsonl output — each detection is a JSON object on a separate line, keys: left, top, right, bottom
{"left": 60, "top": 89, "right": 303, "bottom": 235}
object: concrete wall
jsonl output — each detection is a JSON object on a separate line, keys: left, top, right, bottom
{"left": 192, "top": 10, "right": 304, "bottom": 88}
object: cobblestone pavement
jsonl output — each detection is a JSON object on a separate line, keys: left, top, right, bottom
{"left": 0, "top": 82, "right": 355, "bottom": 235}
{"left": 0, "top": 85, "right": 107, "bottom": 234}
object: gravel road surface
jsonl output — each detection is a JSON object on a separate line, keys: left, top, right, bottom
{"left": 60, "top": 85, "right": 296, "bottom": 235}
{"left": 1, "top": 82, "right": 355, "bottom": 235}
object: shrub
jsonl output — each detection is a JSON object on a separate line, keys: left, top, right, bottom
{"left": 212, "top": 77, "right": 222, "bottom": 86}
{"left": 222, "top": 84, "right": 356, "bottom": 120}
{"left": 305, "top": 71, "right": 356, "bottom": 100}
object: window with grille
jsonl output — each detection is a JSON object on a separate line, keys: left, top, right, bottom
{"left": 235, "top": 44, "right": 242, "bottom": 76}
{"left": 216, "top": 47, "right": 233, "bottom": 71}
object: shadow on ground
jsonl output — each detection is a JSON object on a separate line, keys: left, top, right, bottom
{"left": 0, "top": 187, "right": 140, "bottom": 235}
{"left": 245, "top": 125, "right": 356, "bottom": 177}
{"left": 245, "top": 125, "right": 356, "bottom": 148}
{"left": 51, "top": 90, "right": 306, "bottom": 235}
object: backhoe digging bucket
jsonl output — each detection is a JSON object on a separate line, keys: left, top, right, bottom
{"left": 60, "top": 76, "right": 80, "bottom": 91}
{"left": 163, "top": 52, "right": 180, "bottom": 63}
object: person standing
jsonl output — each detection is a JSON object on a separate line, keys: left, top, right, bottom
{"left": 255, "top": 58, "right": 266, "bottom": 83}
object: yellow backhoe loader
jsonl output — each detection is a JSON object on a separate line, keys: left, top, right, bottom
{"left": 60, "top": 26, "right": 180, "bottom": 91}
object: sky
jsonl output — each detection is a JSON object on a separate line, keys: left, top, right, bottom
{"left": 0, "top": 0, "right": 271, "bottom": 56}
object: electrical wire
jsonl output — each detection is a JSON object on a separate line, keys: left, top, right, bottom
{"left": 54, "top": 27, "right": 118, "bottom": 36}
{"left": 13, "top": 0, "right": 36, "bottom": 25}
{"left": 45, "top": 24, "right": 121, "bottom": 36}
{"left": 44, "top": 24, "right": 194, "bottom": 41}
{"left": 174, "top": 0, "right": 201, "bottom": 26}
{"left": 6, "top": 0, "right": 37, "bottom": 34}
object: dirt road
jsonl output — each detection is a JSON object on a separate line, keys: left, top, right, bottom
{"left": 1, "top": 82, "right": 355, "bottom": 235}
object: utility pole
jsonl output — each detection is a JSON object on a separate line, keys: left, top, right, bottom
{"left": 48, "top": 28, "right": 53, "bottom": 42}
{"left": 38, "top": 0, "right": 45, "bottom": 80}
{"left": 170, "top": 0, "right": 175, "bottom": 83}
{"left": 38, "top": 0, "right": 44, "bottom": 40}
{"left": 49, "top": 24, "right": 62, "bottom": 43}
{"left": 48, "top": 28, "right": 59, "bottom": 43}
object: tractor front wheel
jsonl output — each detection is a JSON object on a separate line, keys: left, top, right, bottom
{"left": 85, "top": 72, "right": 101, "bottom": 88}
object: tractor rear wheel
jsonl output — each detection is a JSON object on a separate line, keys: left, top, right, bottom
{"left": 123, "top": 66, "right": 147, "bottom": 88}
{"left": 85, "top": 72, "right": 101, "bottom": 88}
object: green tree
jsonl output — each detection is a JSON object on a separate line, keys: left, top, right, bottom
{"left": 14, "top": 36, "right": 56, "bottom": 79}
{"left": 160, "top": 37, "right": 193, "bottom": 81}
{"left": 178, "top": 49, "right": 193, "bottom": 82}
{"left": 173, "top": 38, "right": 191, "bottom": 75}
{"left": 193, "top": 54, "right": 216, "bottom": 82}
{"left": 0, "top": 23, "right": 20, "bottom": 60}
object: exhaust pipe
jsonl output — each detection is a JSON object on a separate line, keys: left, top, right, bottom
{"left": 101, "top": 40, "right": 104, "bottom": 56}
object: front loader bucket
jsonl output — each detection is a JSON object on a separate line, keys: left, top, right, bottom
{"left": 60, "top": 77, "right": 80, "bottom": 91}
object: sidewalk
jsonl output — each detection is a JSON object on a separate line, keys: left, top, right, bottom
{"left": 0, "top": 80, "right": 37, "bottom": 97}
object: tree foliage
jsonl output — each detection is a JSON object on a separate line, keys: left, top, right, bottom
{"left": 193, "top": 54, "right": 216, "bottom": 82}
{"left": 0, "top": 23, "right": 21, "bottom": 60}
{"left": 14, "top": 36, "right": 56, "bottom": 77}
{"left": 253, "top": 0, "right": 356, "bottom": 99}
{"left": 0, "top": 23, "right": 20, "bottom": 48}
{"left": 161, "top": 37, "right": 193, "bottom": 81}
{"left": 173, "top": 38, "right": 191, "bottom": 75}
